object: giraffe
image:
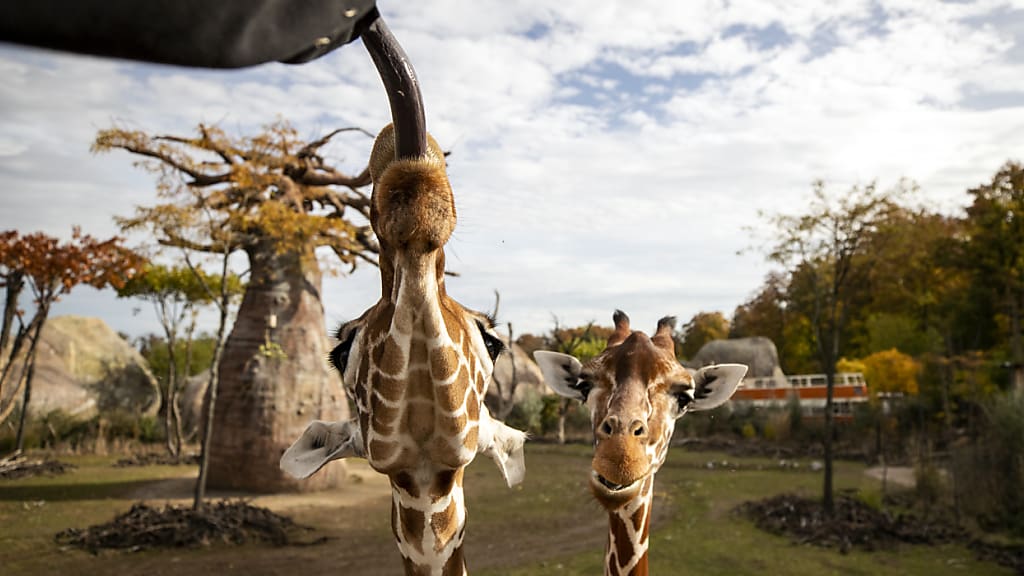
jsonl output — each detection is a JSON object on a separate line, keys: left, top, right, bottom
{"left": 534, "top": 311, "right": 746, "bottom": 576}
{"left": 278, "top": 123, "right": 527, "bottom": 576}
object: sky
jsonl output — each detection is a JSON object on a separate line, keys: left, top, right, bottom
{"left": 2, "top": 0, "right": 1024, "bottom": 340}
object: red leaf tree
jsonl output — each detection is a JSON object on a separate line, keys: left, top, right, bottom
{"left": 0, "top": 229, "right": 142, "bottom": 453}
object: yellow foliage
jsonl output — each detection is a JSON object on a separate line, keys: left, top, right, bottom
{"left": 861, "top": 348, "right": 920, "bottom": 397}
{"left": 837, "top": 357, "right": 866, "bottom": 374}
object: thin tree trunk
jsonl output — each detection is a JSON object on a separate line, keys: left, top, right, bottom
{"left": 0, "top": 272, "right": 24, "bottom": 377}
{"left": 194, "top": 270, "right": 230, "bottom": 510}
{"left": 820, "top": 296, "right": 839, "bottom": 516}
{"left": 557, "top": 399, "right": 569, "bottom": 445}
{"left": 0, "top": 323, "right": 30, "bottom": 423}
{"left": 164, "top": 332, "right": 178, "bottom": 458}
{"left": 823, "top": 366, "right": 835, "bottom": 515}
{"left": 14, "top": 304, "right": 47, "bottom": 453}
{"left": 175, "top": 312, "right": 195, "bottom": 458}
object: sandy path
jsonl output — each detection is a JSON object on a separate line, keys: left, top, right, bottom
{"left": 864, "top": 465, "right": 916, "bottom": 488}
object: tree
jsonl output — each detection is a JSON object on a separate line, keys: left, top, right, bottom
{"left": 679, "top": 311, "right": 730, "bottom": 360}
{"left": 961, "top": 161, "right": 1024, "bottom": 391}
{"left": 0, "top": 229, "right": 141, "bottom": 452}
{"left": 96, "top": 121, "right": 378, "bottom": 491}
{"left": 486, "top": 291, "right": 522, "bottom": 420}
{"left": 731, "top": 272, "right": 786, "bottom": 343}
{"left": 733, "top": 272, "right": 821, "bottom": 374}
{"left": 187, "top": 246, "right": 245, "bottom": 510}
{"left": 762, "top": 180, "right": 899, "bottom": 515}
{"left": 118, "top": 263, "right": 243, "bottom": 459}
{"left": 861, "top": 349, "right": 920, "bottom": 398}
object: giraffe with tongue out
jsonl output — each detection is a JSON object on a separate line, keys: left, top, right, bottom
{"left": 281, "top": 124, "right": 526, "bottom": 576}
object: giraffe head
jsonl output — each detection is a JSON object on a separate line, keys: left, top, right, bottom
{"left": 368, "top": 123, "right": 454, "bottom": 258}
{"left": 535, "top": 311, "right": 746, "bottom": 509}
{"left": 283, "top": 124, "right": 525, "bottom": 486}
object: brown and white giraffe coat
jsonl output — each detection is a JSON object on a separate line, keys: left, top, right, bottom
{"left": 282, "top": 125, "right": 526, "bottom": 576}
{"left": 536, "top": 311, "right": 746, "bottom": 576}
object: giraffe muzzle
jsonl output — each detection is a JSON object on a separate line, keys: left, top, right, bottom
{"left": 594, "top": 472, "right": 634, "bottom": 492}
{"left": 590, "top": 470, "right": 645, "bottom": 507}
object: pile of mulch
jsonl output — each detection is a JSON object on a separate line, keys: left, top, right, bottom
{"left": 112, "top": 453, "right": 199, "bottom": 467}
{"left": 55, "top": 501, "right": 321, "bottom": 553}
{"left": 736, "top": 493, "right": 965, "bottom": 552}
{"left": 969, "top": 540, "right": 1024, "bottom": 575}
{"left": 737, "top": 493, "right": 1024, "bottom": 574}
{"left": 0, "top": 455, "right": 76, "bottom": 480}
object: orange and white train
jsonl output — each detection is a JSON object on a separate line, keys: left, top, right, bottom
{"left": 729, "top": 372, "right": 869, "bottom": 421}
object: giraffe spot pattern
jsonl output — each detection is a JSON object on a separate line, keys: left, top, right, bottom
{"left": 430, "top": 346, "right": 458, "bottom": 381}
{"left": 430, "top": 499, "right": 459, "bottom": 553}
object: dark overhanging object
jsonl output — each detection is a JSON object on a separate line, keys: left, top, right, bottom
{"left": 0, "top": 0, "right": 377, "bottom": 67}
{"left": 0, "top": 0, "right": 427, "bottom": 159}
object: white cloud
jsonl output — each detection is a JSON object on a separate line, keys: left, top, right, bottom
{"left": 2, "top": 1, "right": 1024, "bottom": 337}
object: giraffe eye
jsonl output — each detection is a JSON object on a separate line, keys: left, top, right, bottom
{"left": 672, "top": 386, "right": 695, "bottom": 413}
{"left": 574, "top": 378, "right": 593, "bottom": 402}
{"left": 476, "top": 321, "right": 506, "bottom": 361}
{"left": 329, "top": 326, "right": 358, "bottom": 374}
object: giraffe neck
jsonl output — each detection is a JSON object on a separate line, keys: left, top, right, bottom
{"left": 605, "top": 475, "right": 654, "bottom": 576}
{"left": 390, "top": 468, "right": 468, "bottom": 576}
{"left": 360, "top": 249, "right": 483, "bottom": 576}
{"left": 359, "top": 248, "right": 482, "bottom": 475}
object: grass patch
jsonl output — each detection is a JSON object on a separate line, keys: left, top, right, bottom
{"left": 0, "top": 447, "right": 1017, "bottom": 576}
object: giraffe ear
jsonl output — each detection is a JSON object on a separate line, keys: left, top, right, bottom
{"left": 477, "top": 408, "right": 528, "bottom": 488}
{"left": 280, "top": 419, "right": 363, "bottom": 479}
{"left": 533, "top": 351, "right": 588, "bottom": 402}
{"left": 682, "top": 364, "right": 747, "bottom": 414}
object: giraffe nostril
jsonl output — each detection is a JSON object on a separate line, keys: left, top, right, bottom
{"left": 601, "top": 421, "right": 613, "bottom": 435}
{"left": 633, "top": 425, "right": 645, "bottom": 437}
{"left": 630, "top": 420, "right": 646, "bottom": 437}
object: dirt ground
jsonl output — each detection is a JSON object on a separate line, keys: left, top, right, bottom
{"left": 2, "top": 445, "right": 609, "bottom": 576}
{"left": 126, "top": 459, "right": 393, "bottom": 510}
{"left": 2, "top": 446, "right": 1017, "bottom": 576}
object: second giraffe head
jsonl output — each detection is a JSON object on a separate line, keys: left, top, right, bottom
{"left": 535, "top": 310, "right": 746, "bottom": 508}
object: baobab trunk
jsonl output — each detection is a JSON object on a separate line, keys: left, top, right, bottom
{"left": 207, "top": 242, "right": 347, "bottom": 492}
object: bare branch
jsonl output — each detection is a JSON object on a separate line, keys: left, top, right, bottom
{"left": 293, "top": 165, "right": 373, "bottom": 188}
{"left": 297, "top": 127, "right": 375, "bottom": 158}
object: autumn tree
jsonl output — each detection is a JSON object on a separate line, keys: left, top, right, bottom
{"left": 732, "top": 272, "right": 819, "bottom": 374}
{"left": 0, "top": 229, "right": 141, "bottom": 453}
{"left": 678, "top": 311, "right": 730, "bottom": 360}
{"left": 762, "top": 180, "right": 900, "bottom": 515}
{"left": 96, "top": 121, "right": 378, "bottom": 491}
{"left": 961, "top": 161, "right": 1024, "bottom": 391}
{"left": 861, "top": 349, "right": 920, "bottom": 398}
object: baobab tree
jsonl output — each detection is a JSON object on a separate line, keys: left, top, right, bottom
{"left": 96, "top": 121, "right": 378, "bottom": 491}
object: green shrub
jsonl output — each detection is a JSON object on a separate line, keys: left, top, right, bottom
{"left": 505, "top": 390, "right": 544, "bottom": 436}
{"left": 0, "top": 408, "right": 165, "bottom": 454}
{"left": 953, "top": 391, "right": 1024, "bottom": 536}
